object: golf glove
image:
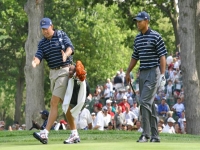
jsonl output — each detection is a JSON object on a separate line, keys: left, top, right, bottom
{"left": 159, "top": 74, "right": 166, "bottom": 88}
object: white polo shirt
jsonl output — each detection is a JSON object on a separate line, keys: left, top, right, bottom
{"left": 103, "top": 114, "right": 112, "bottom": 127}
{"left": 75, "top": 108, "right": 92, "bottom": 130}
{"left": 130, "top": 107, "right": 139, "bottom": 118}
{"left": 94, "top": 111, "right": 104, "bottom": 131}
{"left": 104, "top": 88, "right": 110, "bottom": 98}
{"left": 162, "top": 124, "right": 175, "bottom": 134}
{"left": 123, "top": 111, "right": 138, "bottom": 123}
{"left": 172, "top": 103, "right": 185, "bottom": 112}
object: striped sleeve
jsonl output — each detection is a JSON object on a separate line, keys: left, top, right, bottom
{"left": 155, "top": 34, "right": 167, "bottom": 57}
{"left": 35, "top": 40, "right": 44, "bottom": 62}
{"left": 132, "top": 38, "right": 139, "bottom": 60}
{"left": 61, "top": 31, "right": 75, "bottom": 53}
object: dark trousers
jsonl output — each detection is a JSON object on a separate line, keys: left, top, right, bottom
{"left": 139, "top": 67, "right": 160, "bottom": 139}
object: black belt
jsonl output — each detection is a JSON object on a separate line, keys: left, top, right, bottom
{"left": 51, "top": 64, "right": 71, "bottom": 70}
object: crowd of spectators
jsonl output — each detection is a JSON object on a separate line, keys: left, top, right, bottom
{"left": 87, "top": 51, "right": 186, "bottom": 134}
{"left": 0, "top": 52, "right": 186, "bottom": 134}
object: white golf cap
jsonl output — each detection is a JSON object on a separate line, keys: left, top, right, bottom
{"left": 123, "top": 95, "right": 127, "bottom": 100}
{"left": 167, "top": 117, "right": 176, "bottom": 123}
{"left": 106, "top": 99, "right": 112, "bottom": 103}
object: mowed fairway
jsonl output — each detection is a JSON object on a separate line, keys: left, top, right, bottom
{"left": 1, "top": 130, "right": 200, "bottom": 150}
{"left": 1, "top": 141, "right": 200, "bottom": 150}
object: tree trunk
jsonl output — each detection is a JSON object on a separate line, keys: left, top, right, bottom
{"left": 24, "top": 0, "right": 45, "bottom": 130}
{"left": 179, "top": 0, "right": 200, "bottom": 135}
{"left": 169, "top": 16, "right": 180, "bottom": 52}
{"left": 14, "top": 76, "right": 25, "bottom": 124}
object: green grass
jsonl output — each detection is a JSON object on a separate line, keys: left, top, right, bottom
{"left": 0, "top": 130, "right": 200, "bottom": 150}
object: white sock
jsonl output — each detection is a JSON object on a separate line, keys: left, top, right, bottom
{"left": 44, "top": 129, "right": 49, "bottom": 134}
{"left": 71, "top": 129, "right": 78, "bottom": 135}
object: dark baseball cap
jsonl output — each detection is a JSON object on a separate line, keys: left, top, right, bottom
{"left": 40, "top": 18, "right": 52, "bottom": 29}
{"left": 40, "top": 110, "right": 49, "bottom": 117}
{"left": 133, "top": 11, "right": 150, "bottom": 21}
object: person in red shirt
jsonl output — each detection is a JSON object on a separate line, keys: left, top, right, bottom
{"left": 118, "top": 96, "right": 130, "bottom": 113}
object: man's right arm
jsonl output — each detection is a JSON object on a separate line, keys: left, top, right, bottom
{"left": 32, "top": 57, "right": 40, "bottom": 68}
{"left": 32, "top": 41, "right": 43, "bottom": 68}
{"left": 125, "top": 58, "right": 138, "bottom": 83}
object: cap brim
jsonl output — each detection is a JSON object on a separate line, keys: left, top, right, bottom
{"left": 40, "top": 25, "right": 50, "bottom": 29}
{"left": 168, "top": 121, "right": 175, "bottom": 123}
{"left": 133, "top": 17, "right": 145, "bottom": 21}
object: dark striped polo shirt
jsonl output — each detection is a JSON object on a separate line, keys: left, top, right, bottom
{"left": 35, "top": 30, "right": 74, "bottom": 69}
{"left": 132, "top": 28, "right": 167, "bottom": 70}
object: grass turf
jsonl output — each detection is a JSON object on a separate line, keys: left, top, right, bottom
{"left": 0, "top": 130, "right": 200, "bottom": 150}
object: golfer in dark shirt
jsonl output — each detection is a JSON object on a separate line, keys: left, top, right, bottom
{"left": 126, "top": 11, "right": 167, "bottom": 143}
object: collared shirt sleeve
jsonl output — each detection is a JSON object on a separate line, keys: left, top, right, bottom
{"left": 61, "top": 31, "right": 75, "bottom": 55}
{"left": 155, "top": 35, "right": 167, "bottom": 57}
{"left": 35, "top": 40, "right": 44, "bottom": 62}
{"left": 132, "top": 39, "right": 139, "bottom": 60}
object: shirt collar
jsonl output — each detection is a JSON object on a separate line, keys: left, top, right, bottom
{"left": 140, "top": 28, "right": 151, "bottom": 35}
{"left": 44, "top": 30, "right": 56, "bottom": 41}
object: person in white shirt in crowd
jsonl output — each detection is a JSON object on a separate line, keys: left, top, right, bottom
{"left": 93, "top": 103, "right": 104, "bottom": 131}
{"left": 171, "top": 97, "right": 185, "bottom": 118}
{"left": 100, "top": 84, "right": 111, "bottom": 106}
{"left": 91, "top": 112, "right": 96, "bottom": 128}
{"left": 126, "top": 88, "right": 134, "bottom": 105}
{"left": 167, "top": 68, "right": 175, "bottom": 82}
{"left": 116, "top": 90, "right": 125, "bottom": 103}
{"left": 166, "top": 54, "right": 173, "bottom": 66}
{"left": 172, "top": 70, "right": 180, "bottom": 84}
{"left": 75, "top": 108, "right": 92, "bottom": 130}
{"left": 102, "top": 107, "right": 112, "bottom": 130}
{"left": 130, "top": 101, "right": 140, "bottom": 119}
{"left": 173, "top": 57, "right": 180, "bottom": 71}
{"left": 178, "top": 111, "right": 186, "bottom": 134}
{"left": 123, "top": 106, "right": 138, "bottom": 126}
{"left": 162, "top": 117, "right": 176, "bottom": 134}
{"left": 106, "top": 78, "right": 113, "bottom": 97}
{"left": 119, "top": 68, "right": 126, "bottom": 85}
{"left": 165, "top": 80, "right": 174, "bottom": 99}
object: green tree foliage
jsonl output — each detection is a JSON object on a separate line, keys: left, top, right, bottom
{"left": 0, "top": 0, "right": 27, "bottom": 123}
{"left": 72, "top": 4, "right": 134, "bottom": 86}
{"left": 87, "top": 0, "right": 176, "bottom": 54}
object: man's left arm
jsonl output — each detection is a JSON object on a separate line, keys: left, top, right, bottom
{"left": 160, "top": 55, "right": 166, "bottom": 74}
{"left": 61, "top": 31, "right": 74, "bottom": 62}
{"left": 61, "top": 47, "right": 73, "bottom": 62}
